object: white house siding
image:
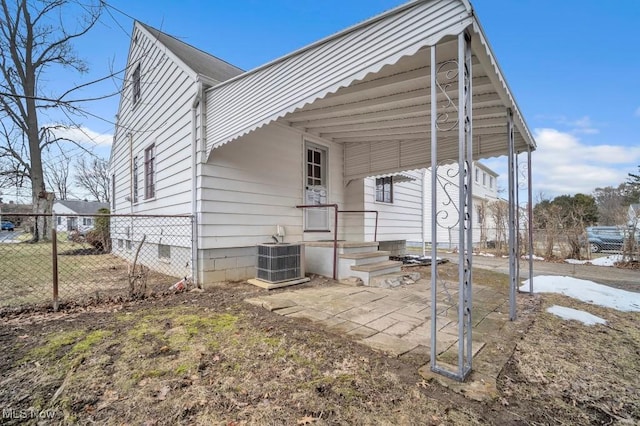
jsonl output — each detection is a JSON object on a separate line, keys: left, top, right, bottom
{"left": 199, "top": 124, "right": 346, "bottom": 282}
{"left": 363, "top": 171, "right": 424, "bottom": 244}
{"left": 109, "top": 24, "right": 198, "bottom": 277}
{"left": 110, "top": 24, "right": 196, "bottom": 219}
{"left": 342, "top": 179, "right": 365, "bottom": 242}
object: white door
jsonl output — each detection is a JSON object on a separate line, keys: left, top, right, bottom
{"left": 304, "top": 142, "right": 329, "bottom": 231}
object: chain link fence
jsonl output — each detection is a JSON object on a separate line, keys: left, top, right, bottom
{"left": 0, "top": 213, "right": 194, "bottom": 312}
{"left": 425, "top": 225, "right": 639, "bottom": 260}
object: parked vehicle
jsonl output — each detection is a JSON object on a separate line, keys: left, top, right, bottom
{"left": 584, "top": 226, "right": 639, "bottom": 253}
{"left": 1, "top": 221, "right": 15, "bottom": 231}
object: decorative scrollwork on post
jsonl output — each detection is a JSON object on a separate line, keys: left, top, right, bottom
{"left": 434, "top": 161, "right": 460, "bottom": 230}
{"left": 435, "top": 60, "right": 459, "bottom": 132}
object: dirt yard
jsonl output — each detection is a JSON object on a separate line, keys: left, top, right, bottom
{"left": 1, "top": 262, "right": 638, "bottom": 425}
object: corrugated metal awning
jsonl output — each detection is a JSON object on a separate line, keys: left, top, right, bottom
{"left": 205, "top": 0, "right": 535, "bottom": 181}
{"left": 369, "top": 171, "right": 418, "bottom": 183}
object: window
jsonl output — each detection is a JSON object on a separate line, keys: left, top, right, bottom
{"left": 133, "top": 156, "right": 139, "bottom": 203}
{"left": 475, "top": 168, "right": 480, "bottom": 182}
{"left": 489, "top": 176, "right": 494, "bottom": 189}
{"left": 82, "top": 217, "right": 93, "bottom": 227}
{"left": 144, "top": 144, "right": 155, "bottom": 199}
{"left": 482, "top": 172, "right": 487, "bottom": 186}
{"left": 111, "top": 174, "right": 116, "bottom": 210}
{"left": 57, "top": 216, "right": 62, "bottom": 226}
{"left": 133, "top": 63, "right": 141, "bottom": 104}
{"left": 158, "top": 244, "right": 171, "bottom": 259}
{"left": 375, "top": 177, "right": 393, "bottom": 203}
{"left": 117, "top": 239, "right": 123, "bottom": 249}
{"left": 306, "top": 145, "right": 325, "bottom": 186}
{"left": 126, "top": 240, "right": 132, "bottom": 250}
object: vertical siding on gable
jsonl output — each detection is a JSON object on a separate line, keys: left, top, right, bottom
{"left": 200, "top": 124, "right": 346, "bottom": 249}
{"left": 110, "top": 25, "right": 196, "bottom": 216}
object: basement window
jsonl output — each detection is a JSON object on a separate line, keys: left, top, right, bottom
{"left": 158, "top": 244, "right": 171, "bottom": 260}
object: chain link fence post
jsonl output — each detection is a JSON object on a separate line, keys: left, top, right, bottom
{"left": 51, "top": 212, "right": 59, "bottom": 312}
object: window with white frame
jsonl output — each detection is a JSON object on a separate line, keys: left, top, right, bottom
{"left": 111, "top": 174, "right": 116, "bottom": 210}
{"left": 475, "top": 168, "right": 480, "bottom": 182}
{"left": 133, "top": 156, "right": 139, "bottom": 203}
{"left": 133, "top": 63, "right": 141, "bottom": 105}
{"left": 489, "top": 176, "right": 494, "bottom": 189}
{"left": 482, "top": 172, "right": 487, "bottom": 186}
{"left": 82, "top": 217, "right": 93, "bottom": 227}
{"left": 144, "top": 144, "right": 155, "bottom": 199}
{"left": 375, "top": 176, "right": 393, "bottom": 203}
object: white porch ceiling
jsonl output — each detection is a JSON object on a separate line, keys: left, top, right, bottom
{"left": 205, "top": 0, "right": 535, "bottom": 181}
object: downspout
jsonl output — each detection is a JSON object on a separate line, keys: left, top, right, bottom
{"left": 191, "top": 81, "right": 203, "bottom": 288}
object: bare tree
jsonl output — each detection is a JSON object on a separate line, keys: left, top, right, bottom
{"left": 0, "top": 0, "right": 101, "bottom": 241}
{"left": 45, "top": 157, "right": 71, "bottom": 200}
{"left": 593, "top": 184, "right": 631, "bottom": 226}
{"left": 488, "top": 199, "right": 508, "bottom": 255}
{"left": 75, "top": 155, "right": 110, "bottom": 203}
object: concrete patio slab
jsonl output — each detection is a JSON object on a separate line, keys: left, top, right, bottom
{"left": 244, "top": 270, "right": 526, "bottom": 402}
{"left": 361, "top": 332, "right": 418, "bottom": 357}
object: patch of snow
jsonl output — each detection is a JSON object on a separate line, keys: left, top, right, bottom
{"left": 475, "top": 252, "right": 495, "bottom": 257}
{"left": 590, "top": 255, "right": 622, "bottom": 267}
{"left": 546, "top": 305, "right": 606, "bottom": 326}
{"left": 522, "top": 254, "right": 545, "bottom": 261}
{"left": 564, "top": 255, "right": 622, "bottom": 267}
{"left": 521, "top": 276, "right": 640, "bottom": 312}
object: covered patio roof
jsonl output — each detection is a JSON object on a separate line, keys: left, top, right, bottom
{"left": 205, "top": 0, "right": 535, "bottom": 181}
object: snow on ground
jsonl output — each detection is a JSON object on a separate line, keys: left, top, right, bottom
{"left": 564, "top": 254, "right": 622, "bottom": 267}
{"left": 474, "top": 252, "right": 495, "bottom": 257}
{"left": 546, "top": 305, "right": 607, "bottom": 326}
{"left": 522, "top": 254, "right": 545, "bottom": 261}
{"left": 520, "top": 276, "right": 640, "bottom": 312}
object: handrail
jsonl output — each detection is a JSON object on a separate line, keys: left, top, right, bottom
{"left": 337, "top": 210, "right": 379, "bottom": 242}
{"left": 295, "top": 204, "right": 380, "bottom": 281}
{"left": 296, "top": 204, "right": 339, "bottom": 280}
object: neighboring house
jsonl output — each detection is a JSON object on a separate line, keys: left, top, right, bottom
{"left": 354, "top": 162, "right": 500, "bottom": 251}
{"left": 109, "top": 0, "right": 535, "bottom": 285}
{"left": 629, "top": 204, "right": 640, "bottom": 227}
{"left": 53, "top": 200, "right": 109, "bottom": 234}
{"left": 423, "top": 162, "right": 500, "bottom": 249}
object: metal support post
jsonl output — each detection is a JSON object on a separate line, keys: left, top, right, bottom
{"left": 507, "top": 108, "right": 517, "bottom": 320}
{"left": 527, "top": 148, "right": 534, "bottom": 293}
{"left": 515, "top": 153, "right": 520, "bottom": 287}
{"left": 430, "top": 31, "right": 473, "bottom": 382}
{"left": 52, "top": 213, "right": 59, "bottom": 312}
{"left": 457, "top": 30, "right": 473, "bottom": 380}
{"left": 429, "top": 44, "right": 439, "bottom": 375}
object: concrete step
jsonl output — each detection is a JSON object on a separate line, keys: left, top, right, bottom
{"left": 304, "top": 241, "right": 380, "bottom": 254}
{"left": 350, "top": 260, "right": 403, "bottom": 275}
{"left": 340, "top": 250, "right": 391, "bottom": 266}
